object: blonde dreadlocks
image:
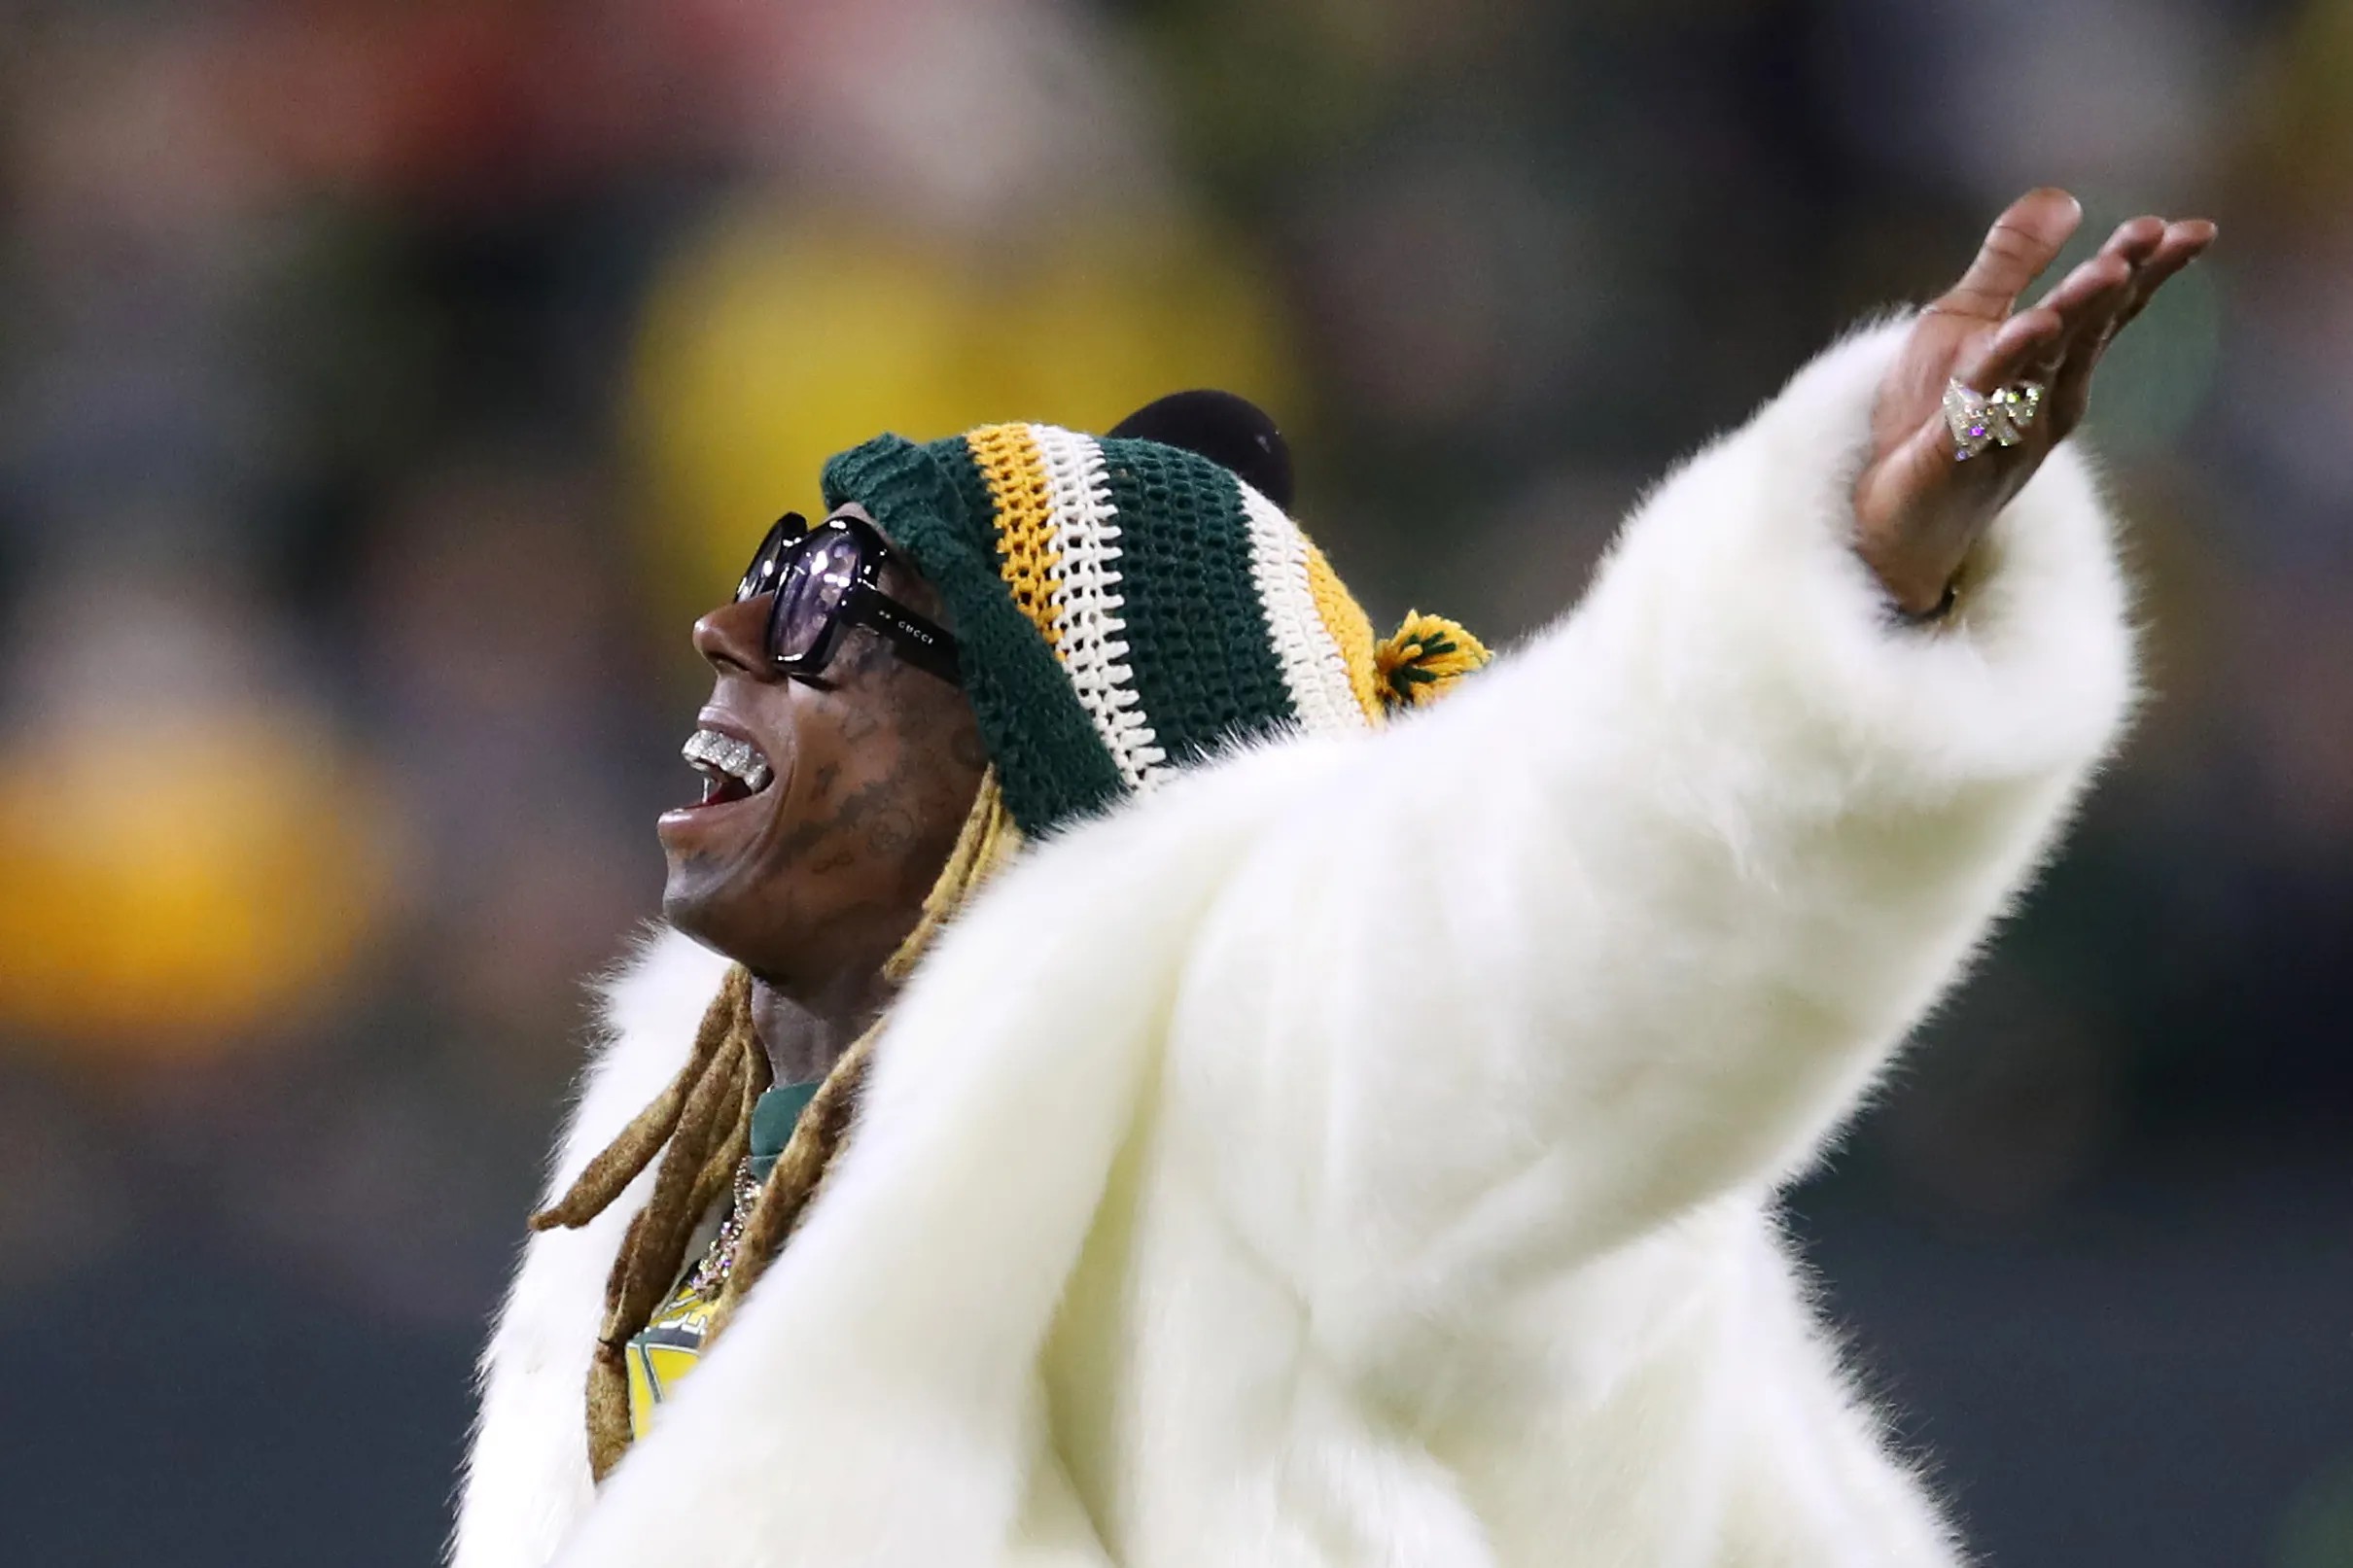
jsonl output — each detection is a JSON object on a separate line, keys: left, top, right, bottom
{"left": 531, "top": 770, "right": 1021, "bottom": 1479}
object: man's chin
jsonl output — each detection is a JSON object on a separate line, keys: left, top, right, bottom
{"left": 660, "top": 872, "right": 736, "bottom": 952}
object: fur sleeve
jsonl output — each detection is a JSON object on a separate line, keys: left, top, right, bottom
{"left": 1169, "top": 317, "right": 2136, "bottom": 1345}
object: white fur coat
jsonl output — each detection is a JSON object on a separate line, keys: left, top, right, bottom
{"left": 452, "top": 321, "right": 2136, "bottom": 1568}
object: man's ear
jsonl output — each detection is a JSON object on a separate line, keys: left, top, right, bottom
{"left": 1107, "top": 390, "right": 1294, "bottom": 512}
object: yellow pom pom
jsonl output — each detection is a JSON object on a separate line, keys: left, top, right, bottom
{"left": 1375, "top": 610, "right": 1492, "bottom": 710}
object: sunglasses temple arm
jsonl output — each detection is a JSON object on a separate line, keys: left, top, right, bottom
{"left": 852, "top": 587, "right": 962, "bottom": 685}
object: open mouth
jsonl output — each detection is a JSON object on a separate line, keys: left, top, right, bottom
{"left": 680, "top": 726, "right": 775, "bottom": 809}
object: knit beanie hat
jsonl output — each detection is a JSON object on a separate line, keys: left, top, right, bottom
{"left": 821, "top": 416, "right": 1488, "bottom": 836}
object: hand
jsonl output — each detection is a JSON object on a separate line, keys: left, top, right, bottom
{"left": 1851, "top": 189, "right": 2216, "bottom": 615}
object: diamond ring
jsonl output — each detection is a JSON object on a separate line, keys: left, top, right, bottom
{"left": 1943, "top": 377, "right": 2046, "bottom": 461}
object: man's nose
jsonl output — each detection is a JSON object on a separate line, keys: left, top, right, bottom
{"left": 691, "top": 595, "right": 775, "bottom": 678}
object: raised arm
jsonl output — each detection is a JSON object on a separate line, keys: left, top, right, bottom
{"left": 535, "top": 196, "right": 2209, "bottom": 1568}
{"left": 1174, "top": 193, "right": 2212, "bottom": 1320}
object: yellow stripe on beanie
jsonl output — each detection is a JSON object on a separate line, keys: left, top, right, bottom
{"left": 966, "top": 423, "right": 1065, "bottom": 657}
{"left": 1303, "top": 541, "right": 1387, "bottom": 724}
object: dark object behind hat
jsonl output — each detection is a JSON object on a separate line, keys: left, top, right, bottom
{"left": 1107, "top": 390, "right": 1293, "bottom": 511}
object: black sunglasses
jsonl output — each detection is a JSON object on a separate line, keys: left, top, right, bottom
{"left": 735, "top": 512, "right": 961, "bottom": 685}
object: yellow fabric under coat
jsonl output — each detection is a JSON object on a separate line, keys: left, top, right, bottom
{"left": 623, "top": 1081, "right": 817, "bottom": 1439}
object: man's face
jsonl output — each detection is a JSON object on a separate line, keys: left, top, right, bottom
{"left": 656, "top": 504, "right": 987, "bottom": 1000}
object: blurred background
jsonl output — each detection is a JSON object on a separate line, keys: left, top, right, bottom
{"left": 0, "top": 0, "right": 2345, "bottom": 1563}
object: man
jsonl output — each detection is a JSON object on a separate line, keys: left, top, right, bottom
{"left": 454, "top": 190, "right": 2214, "bottom": 1567}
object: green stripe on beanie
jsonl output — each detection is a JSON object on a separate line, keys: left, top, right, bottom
{"left": 1091, "top": 440, "right": 1298, "bottom": 768}
{"left": 822, "top": 434, "right": 1125, "bottom": 834}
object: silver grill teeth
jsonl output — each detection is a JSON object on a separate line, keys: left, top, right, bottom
{"left": 681, "top": 728, "right": 772, "bottom": 792}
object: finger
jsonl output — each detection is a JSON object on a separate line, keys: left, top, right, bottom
{"left": 2048, "top": 218, "right": 2217, "bottom": 434}
{"left": 2110, "top": 218, "right": 2218, "bottom": 335}
{"left": 1989, "top": 247, "right": 2130, "bottom": 378}
{"left": 1962, "top": 272, "right": 2125, "bottom": 452}
{"left": 2095, "top": 215, "right": 2168, "bottom": 270}
{"left": 2047, "top": 285, "right": 2132, "bottom": 432}
{"left": 2012, "top": 254, "right": 2135, "bottom": 388}
{"left": 2079, "top": 215, "right": 2179, "bottom": 356}
{"left": 1961, "top": 305, "right": 2069, "bottom": 395}
{"left": 2028, "top": 252, "right": 2136, "bottom": 345}
{"left": 1937, "top": 188, "right": 2085, "bottom": 320}
{"left": 2010, "top": 217, "right": 2160, "bottom": 371}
